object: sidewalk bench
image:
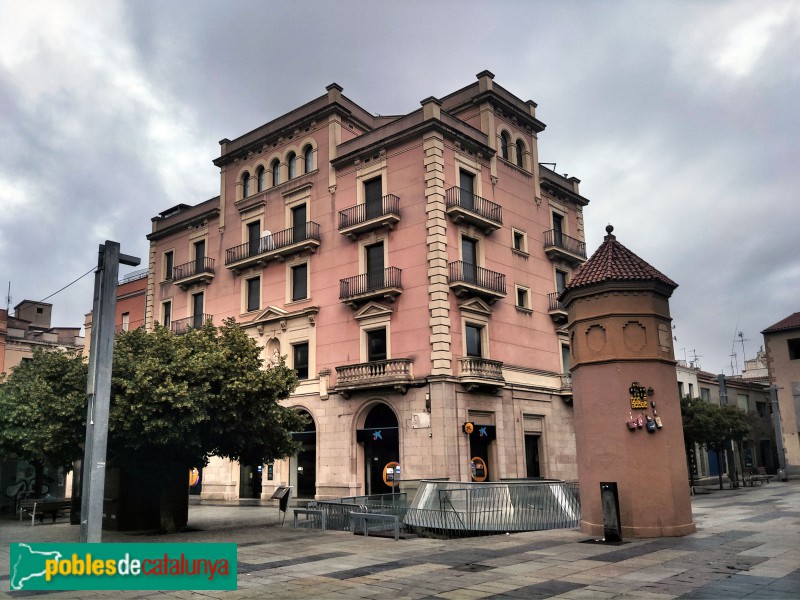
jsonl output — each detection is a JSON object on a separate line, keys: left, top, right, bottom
{"left": 755, "top": 467, "right": 773, "bottom": 484}
{"left": 349, "top": 511, "right": 399, "bottom": 541}
{"left": 18, "top": 499, "right": 72, "bottom": 525}
{"left": 744, "top": 468, "right": 773, "bottom": 486}
{"left": 293, "top": 508, "right": 326, "bottom": 530}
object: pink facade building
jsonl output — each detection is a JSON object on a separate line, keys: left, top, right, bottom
{"left": 145, "top": 72, "right": 590, "bottom": 500}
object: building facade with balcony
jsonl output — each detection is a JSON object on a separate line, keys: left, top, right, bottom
{"left": 145, "top": 72, "right": 589, "bottom": 500}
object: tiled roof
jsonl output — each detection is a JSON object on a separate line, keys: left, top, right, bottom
{"left": 762, "top": 312, "right": 800, "bottom": 334}
{"left": 566, "top": 226, "right": 677, "bottom": 291}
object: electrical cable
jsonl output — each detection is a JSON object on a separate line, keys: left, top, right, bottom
{"left": 38, "top": 266, "right": 96, "bottom": 302}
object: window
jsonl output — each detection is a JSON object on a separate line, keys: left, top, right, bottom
{"left": 460, "top": 169, "right": 475, "bottom": 210}
{"left": 194, "top": 240, "right": 206, "bottom": 272}
{"left": 291, "top": 263, "right": 308, "bottom": 301}
{"left": 688, "top": 383, "right": 694, "bottom": 398}
{"left": 367, "top": 328, "right": 387, "bottom": 362}
{"left": 364, "top": 176, "right": 382, "bottom": 220}
{"left": 246, "top": 276, "right": 260, "bottom": 312}
{"left": 242, "top": 171, "right": 251, "bottom": 198}
{"left": 366, "top": 242, "right": 385, "bottom": 290}
{"left": 462, "top": 236, "right": 479, "bottom": 284}
{"left": 515, "top": 139, "right": 525, "bottom": 168}
{"left": 247, "top": 221, "right": 261, "bottom": 256}
{"left": 256, "top": 166, "right": 266, "bottom": 192}
{"left": 291, "top": 204, "right": 307, "bottom": 242}
{"left": 293, "top": 342, "right": 309, "bottom": 379}
{"left": 556, "top": 270, "right": 568, "bottom": 294}
{"left": 737, "top": 394, "right": 749, "bottom": 411}
{"left": 756, "top": 401, "right": 768, "bottom": 418}
{"left": 192, "top": 292, "right": 204, "bottom": 329}
{"left": 561, "top": 344, "right": 571, "bottom": 373}
{"left": 271, "top": 159, "right": 280, "bottom": 186}
{"left": 303, "top": 145, "right": 313, "bottom": 173}
{"left": 121, "top": 312, "right": 130, "bottom": 332}
{"left": 512, "top": 230, "right": 527, "bottom": 253}
{"left": 678, "top": 381, "right": 685, "bottom": 398}
{"left": 164, "top": 251, "right": 174, "bottom": 281}
{"left": 515, "top": 286, "right": 530, "bottom": 310}
{"left": 500, "top": 131, "right": 510, "bottom": 161}
{"left": 700, "top": 387, "right": 710, "bottom": 402}
{"left": 287, "top": 152, "right": 297, "bottom": 179}
{"left": 788, "top": 338, "right": 800, "bottom": 360}
{"left": 162, "top": 301, "right": 172, "bottom": 328}
{"left": 552, "top": 213, "right": 564, "bottom": 246}
{"left": 465, "top": 323, "right": 483, "bottom": 357}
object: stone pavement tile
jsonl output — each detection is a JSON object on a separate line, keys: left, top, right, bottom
{"left": 551, "top": 587, "right": 617, "bottom": 599}
{"left": 620, "top": 565, "right": 690, "bottom": 583}
{"left": 433, "top": 589, "right": 492, "bottom": 599}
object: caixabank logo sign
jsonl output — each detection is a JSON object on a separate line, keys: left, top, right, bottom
{"left": 9, "top": 543, "right": 237, "bottom": 590}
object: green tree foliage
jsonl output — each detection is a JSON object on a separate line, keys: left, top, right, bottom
{"left": 0, "top": 349, "right": 88, "bottom": 495}
{"left": 680, "top": 396, "right": 751, "bottom": 489}
{"left": 0, "top": 319, "right": 303, "bottom": 494}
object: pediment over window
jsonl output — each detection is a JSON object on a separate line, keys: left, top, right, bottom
{"left": 250, "top": 305, "right": 289, "bottom": 324}
{"left": 250, "top": 305, "right": 319, "bottom": 328}
{"left": 458, "top": 297, "right": 493, "bottom": 317}
{"left": 353, "top": 301, "right": 394, "bottom": 321}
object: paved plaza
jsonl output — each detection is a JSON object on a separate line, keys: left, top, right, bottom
{"left": 1, "top": 480, "right": 798, "bottom": 599}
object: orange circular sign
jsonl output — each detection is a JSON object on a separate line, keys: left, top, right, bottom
{"left": 189, "top": 468, "right": 200, "bottom": 487}
{"left": 471, "top": 457, "right": 487, "bottom": 482}
{"left": 382, "top": 461, "right": 400, "bottom": 487}
{"left": 464, "top": 422, "right": 474, "bottom": 434}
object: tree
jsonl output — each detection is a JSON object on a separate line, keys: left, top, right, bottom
{"left": 680, "top": 396, "right": 750, "bottom": 490}
{"left": 0, "top": 349, "right": 88, "bottom": 497}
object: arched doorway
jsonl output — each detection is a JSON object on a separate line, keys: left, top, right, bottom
{"left": 290, "top": 410, "right": 316, "bottom": 499}
{"left": 357, "top": 403, "right": 400, "bottom": 495}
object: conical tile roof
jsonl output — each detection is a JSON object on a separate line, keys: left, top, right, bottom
{"left": 565, "top": 225, "right": 677, "bottom": 291}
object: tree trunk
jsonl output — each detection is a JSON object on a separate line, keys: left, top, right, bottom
{"left": 32, "top": 461, "right": 45, "bottom": 498}
{"left": 716, "top": 450, "right": 724, "bottom": 490}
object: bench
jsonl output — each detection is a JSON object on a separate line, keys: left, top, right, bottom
{"left": 744, "top": 467, "right": 773, "bottom": 486}
{"left": 293, "top": 508, "right": 326, "bottom": 530}
{"left": 18, "top": 499, "right": 72, "bottom": 525}
{"left": 349, "top": 511, "right": 399, "bottom": 541}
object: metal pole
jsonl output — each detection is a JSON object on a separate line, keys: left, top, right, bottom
{"left": 770, "top": 385, "right": 787, "bottom": 479}
{"left": 80, "top": 241, "right": 139, "bottom": 543}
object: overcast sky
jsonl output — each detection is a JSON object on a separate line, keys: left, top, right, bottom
{"left": 1, "top": 0, "right": 798, "bottom": 376}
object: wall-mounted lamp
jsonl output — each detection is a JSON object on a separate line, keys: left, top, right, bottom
{"left": 647, "top": 387, "right": 655, "bottom": 396}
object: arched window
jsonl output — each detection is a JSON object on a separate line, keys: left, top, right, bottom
{"left": 271, "top": 159, "right": 280, "bottom": 186}
{"left": 500, "top": 131, "right": 510, "bottom": 161}
{"left": 256, "top": 166, "right": 265, "bottom": 192}
{"left": 515, "top": 139, "right": 525, "bottom": 168}
{"left": 287, "top": 152, "right": 297, "bottom": 180}
{"left": 242, "top": 171, "right": 251, "bottom": 198}
{"left": 303, "top": 145, "right": 314, "bottom": 174}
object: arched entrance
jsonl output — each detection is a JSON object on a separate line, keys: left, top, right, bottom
{"left": 357, "top": 403, "right": 400, "bottom": 495}
{"left": 290, "top": 410, "right": 317, "bottom": 499}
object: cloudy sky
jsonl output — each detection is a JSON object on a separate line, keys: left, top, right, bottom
{"left": 1, "top": 0, "right": 798, "bottom": 376}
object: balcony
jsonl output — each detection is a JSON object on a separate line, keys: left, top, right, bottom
{"left": 548, "top": 292, "right": 568, "bottom": 325}
{"left": 339, "top": 267, "right": 402, "bottom": 307}
{"left": 448, "top": 261, "right": 506, "bottom": 304}
{"left": 543, "top": 230, "right": 587, "bottom": 265}
{"left": 445, "top": 187, "right": 502, "bottom": 234}
{"left": 225, "top": 222, "right": 321, "bottom": 273}
{"left": 339, "top": 194, "right": 400, "bottom": 240}
{"left": 170, "top": 314, "right": 212, "bottom": 335}
{"left": 335, "top": 358, "right": 414, "bottom": 398}
{"left": 172, "top": 257, "right": 215, "bottom": 290}
{"left": 458, "top": 357, "right": 505, "bottom": 392}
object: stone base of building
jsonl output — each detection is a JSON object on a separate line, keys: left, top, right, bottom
{"left": 581, "top": 519, "right": 696, "bottom": 539}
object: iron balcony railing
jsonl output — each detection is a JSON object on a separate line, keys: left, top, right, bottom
{"left": 458, "top": 357, "right": 504, "bottom": 381}
{"left": 339, "top": 194, "right": 400, "bottom": 230}
{"left": 445, "top": 186, "right": 502, "bottom": 225}
{"left": 339, "top": 267, "right": 402, "bottom": 301}
{"left": 336, "top": 358, "right": 413, "bottom": 386}
{"left": 172, "top": 257, "right": 215, "bottom": 281}
{"left": 225, "top": 222, "right": 321, "bottom": 265}
{"left": 548, "top": 292, "right": 566, "bottom": 312}
{"left": 448, "top": 261, "right": 506, "bottom": 295}
{"left": 170, "top": 314, "right": 212, "bottom": 335}
{"left": 543, "top": 229, "right": 587, "bottom": 259}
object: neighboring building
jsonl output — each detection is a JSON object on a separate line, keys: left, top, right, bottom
{"left": 676, "top": 362, "right": 776, "bottom": 482}
{"left": 146, "top": 72, "right": 589, "bottom": 501}
{"left": 762, "top": 312, "right": 800, "bottom": 478}
{"left": 83, "top": 268, "right": 149, "bottom": 357}
{"left": 0, "top": 301, "right": 84, "bottom": 514}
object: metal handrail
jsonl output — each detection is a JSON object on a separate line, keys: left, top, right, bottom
{"left": 170, "top": 314, "right": 212, "bottom": 335}
{"left": 445, "top": 187, "right": 502, "bottom": 224}
{"left": 548, "top": 292, "right": 566, "bottom": 311}
{"left": 448, "top": 261, "right": 506, "bottom": 295}
{"left": 543, "top": 229, "right": 586, "bottom": 259}
{"left": 339, "top": 267, "right": 402, "bottom": 300}
{"left": 173, "top": 257, "right": 215, "bottom": 281}
{"left": 339, "top": 194, "right": 400, "bottom": 229}
{"left": 225, "top": 222, "right": 321, "bottom": 264}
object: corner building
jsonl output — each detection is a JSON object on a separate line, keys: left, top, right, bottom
{"left": 145, "top": 71, "right": 590, "bottom": 500}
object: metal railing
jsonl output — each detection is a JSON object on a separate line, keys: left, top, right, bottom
{"left": 336, "top": 358, "right": 413, "bottom": 385}
{"left": 543, "top": 229, "right": 586, "bottom": 259}
{"left": 445, "top": 187, "right": 502, "bottom": 224}
{"left": 339, "top": 267, "right": 402, "bottom": 300}
{"left": 173, "top": 257, "right": 215, "bottom": 281}
{"left": 314, "top": 493, "right": 408, "bottom": 532}
{"left": 339, "top": 194, "right": 400, "bottom": 229}
{"left": 448, "top": 261, "right": 506, "bottom": 295}
{"left": 548, "top": 292, "right": 566, "bottom": 311}
{"left": 225, "top": 222, "right": 321, "bottom": 265}
{"left": 458, "top": 357, "right": 504, "bottom": 380}
{"left": 170, "top": 314, "right": 212, "bottom": 335}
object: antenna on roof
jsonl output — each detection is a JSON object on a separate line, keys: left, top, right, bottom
{"left": 5, "top": 282, "right": 10, "bottom": 314}
{"left": 690, "top": 349, "right": 702, "bottom": 370}
{"left": 737, "top": 330, "right": 750, "bottom": 364}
